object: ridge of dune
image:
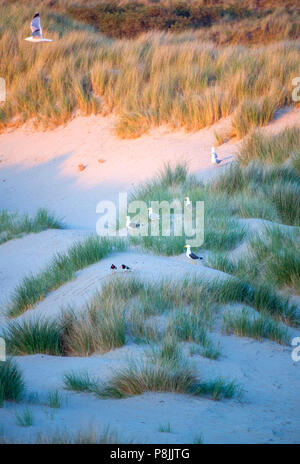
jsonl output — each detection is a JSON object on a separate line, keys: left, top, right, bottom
{"left": 1, "top": 107, "right": 299, "bottom": 230}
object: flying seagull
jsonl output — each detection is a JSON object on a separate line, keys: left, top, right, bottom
{"left": 31, "top": 12, "right": 42, "bottom": 38}
{"left": 148, "top": 207, "right": 160, "bottom": 221}
{"left": 25, "top": 12, "right": 52, "bottom": 42}
{"left": 184, "top": 196, "right": 192, "bottom": 208}
{"left": 211, "top": 146, "right": 221, "bottom": 165}
{"left": 184, "top": 244, "right": 203, "bottom": 261}
{"left": 121, "top": 264, "right": 130, "bottom": 271}
{"left": 126, "top": 216, "right": 141, "bottom": 230}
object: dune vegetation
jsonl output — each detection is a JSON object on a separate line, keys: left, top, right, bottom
{"left": 64, "top": 0, "right": 300, "bottom": 43}
{"left": 7, "top": 235, "right": 126, "bottom": 318}
{"left": 0, "top": 1, "right": 299, "bottom": 445}
{"left": 0, "top": 208, "right": 63, "bottom": 245}
{"left": 0, "top": 1, "right": 299, "bottom": 137}
{"left": 6, "top": 126, "right": 300, "bottom": 328}
{"left": 0, "top": 358, "right": 25, "bottom": 406}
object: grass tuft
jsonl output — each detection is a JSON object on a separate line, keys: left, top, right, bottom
{"left": 0, "top": 208, "right": 63, "bottom": 245}
{"left": 0, "top": 358, "right": 25, "bottom": 404}
{"left": 63, "top": 371, "right": 98, "bottom": 393}
{"left": 36, "top": 425, "right": 124, "bottom": 444}
{"left": 96, "top": 359, "right": 240, "bottom": 401}
{"left": 8, "top": 236, "right": 126, "bottom": 317}
{"left": 15, "top": 407, "right": 34, "bottom": 427}
{"left": 222, "top": 308, "right": 290, "bottom": 345}
{"left": 238, "top": 127, "right": 300, "bottom": 166}
{"left": 4, "top": 319, "right": 63, "bottom": 356}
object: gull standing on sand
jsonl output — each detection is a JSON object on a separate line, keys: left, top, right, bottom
{"left": 148, "top": 207, "right": 160, "bottom": 221}
{"left": 126, "top": 216, "right": 141, "bottom": 230}
{"left": 211, "top": 146, "right": 221, "bottom": 165}
{"left": 184, "top": 244, "right": 203, "bottom": 261}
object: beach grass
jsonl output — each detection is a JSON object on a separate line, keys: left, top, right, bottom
{"left": 208, "top": 226, "right": 300, "bottom": 295}
{"left": 189, "top": 377, "right": 242, "bottom": 401}
{"left": 4, "top": 319, "right": 63, "bottom": 356}
{"left": 222, "top": 308, "right": 290, "bottom": 345}
{"left": 15, "top": 407, "right": 34, "bottom": 427}
{"left": 0, "top": 358, "right": 25, "bottom": 404}
{"left": 0, "top": 208, "right": 63, "bottom": 245}
{"left": 7, "top": 235, "right": 126, "bottom": 317}
{"left": 47, "top": 389, "right": 65, "bottom": 409}
{"left": 36, "top": 425, "right": 124, "bottom": 444}
{"left": 1, "top": 3, "right": 299, "bottom": 136}
{"left": 158, "top": 422, "right": 172, "bottom": 433}
{"left": 63, "top": 370, "right": 98, "bottom": 393}
{"left": 96, "top": 359, "right": 240, "bottom": 401}
{"left": 61, "top": 298, "right": 126, "bottom": 356}
{"left": 232, "top": 97, "right": 276, "bottom": 138}
{"left": 129, "top": 163, "right": 247, "bottom": 255}
{"left": 238, "top": 127, "right": 300, "bottom": 166}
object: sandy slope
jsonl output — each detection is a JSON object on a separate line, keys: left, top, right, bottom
{"left": 0, "top": 107, "right": 299, "bottom": 229}
{"left": 0, "top": 109, "right": 300, "bottom": 444}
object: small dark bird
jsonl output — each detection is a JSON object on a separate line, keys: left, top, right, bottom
{"left": 121, "top": 264, "right": 130, "bottom": 270}
{"left": 111, "top": 264, "right": 117, "bottom": 270}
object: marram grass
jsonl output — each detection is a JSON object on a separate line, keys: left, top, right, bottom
{"left": 7, "top": 235, "right": 126, "bottom": 317}
{"left": 1, "top": 3, "right": 299, "bottom": 136}
{"left": 0, "top": 208, "right": 63, "bottom": 245}
{"left": 222, "top": 308, "right": 290, "bottom": 345}
{"left": 0, "top": 358, "right": 25, "bottom": 405}
{"left": 96, "top": 360, "right": 241, "bottom": 401}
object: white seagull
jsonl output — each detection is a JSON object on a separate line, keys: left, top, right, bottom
{"left": 184, "top": 244, "right": 203, "bottom": 261}
{"left": 211, "top": 146, "right": 221, "bottom": 165}
{"left": 25, "top": 12, "right": 52, "bottom": 42}
{"left": 148, "top": 207, "right": 160, "bottom": 221}
{"left": 184, "top": 196, "right": 192, "bottom": 208}
{"left": 126, "top": 216, "right": 141, "bottom": 230}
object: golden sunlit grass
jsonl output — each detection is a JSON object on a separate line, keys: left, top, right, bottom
{"left": 0, "top": 1, "right": 299, "bottom": 137}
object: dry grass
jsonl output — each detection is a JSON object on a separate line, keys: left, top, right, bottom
{"left": 0, "top": 2, "right": 299, "bottom": 137}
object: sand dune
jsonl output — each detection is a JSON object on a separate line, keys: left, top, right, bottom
{"left": 1, "top": 109, "right": 300, "bottom": 444}
{"left": 1, "top": 108, "right": 298, "bottom": 230}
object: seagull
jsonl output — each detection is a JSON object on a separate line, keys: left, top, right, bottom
{"left": 25, "top": 12, "right": 52, "bottom": 42}
{"left": 211, "top": 146, "right": 221, "bottom": 165}
{"left": 184, "top": 244, "right": 203, "bottom": 261}
{"left": 148, "top": 207, "right": 160, "bottom": 221}
{"left": 126, "top": 216, "right": 141, "bottom": 230}
{"left": 30, "top": 12, "right": 42, "bottom": 39}
{"left": 110, "top": 264, "right": 117, "bottom": 271}
{"left": 121, "top": 264, "right": 130, "bottom": 271}
{"left": 184, "top": 197, "right": 192, "bottom": 208}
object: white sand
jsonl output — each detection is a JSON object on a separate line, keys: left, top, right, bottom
{"left": 0, "top": 110, "right": 300, "bottom": 444}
